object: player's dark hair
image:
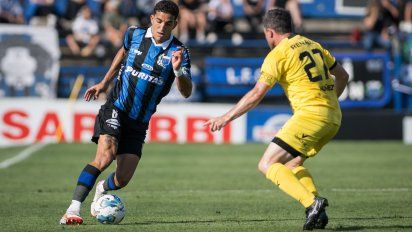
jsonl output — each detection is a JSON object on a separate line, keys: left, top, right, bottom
{"left": 153, "top": 0, "right": 179, "bottom": 20}
{"left": 263, "top": 8, "right": 293, "bottom": 34}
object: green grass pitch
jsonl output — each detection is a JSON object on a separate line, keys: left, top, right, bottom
{"left": 0, "top": 141, "right": 411, "bottom": 231}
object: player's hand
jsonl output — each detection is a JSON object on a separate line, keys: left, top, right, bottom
{"left": 84, "top": 82, "right": 107, "bottom": 101}
{"left": 172, "top": 47, "right": 184, "bottom": 71}
{"left": 204, "top": 116, "right": 229, "bottom": 132}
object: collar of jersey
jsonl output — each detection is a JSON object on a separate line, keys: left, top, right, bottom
{"left": 145, "top": 27, "right": 174, "bottom": 50}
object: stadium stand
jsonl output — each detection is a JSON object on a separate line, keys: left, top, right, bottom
{"left": 1, "top": 0, "right": 412, "bottom": 112}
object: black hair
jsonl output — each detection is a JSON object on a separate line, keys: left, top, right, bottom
{"left": 263, "top": 8, "right": 293, "bottom": 34}
{"left": 153, "top": 0, "right": 179, "bottom": 20}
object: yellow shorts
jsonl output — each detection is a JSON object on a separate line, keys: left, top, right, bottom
{"left": 273, "top": 112, "right": 340, "bottom": 157}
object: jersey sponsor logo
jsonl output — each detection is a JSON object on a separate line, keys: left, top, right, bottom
{"left": 142, "top": 63, "right": 153, "bottom": 71}
{"left": 157, "top": 54, "right": 171, "bottom": 68}
{"left": 125, "top": 66, "right": 163, "bottom": 85}
{"left": 106, "top": 109, "right": 120, "bottom": 129}
{"left": 105, "top": 118, "right": 120, "bottom": 129}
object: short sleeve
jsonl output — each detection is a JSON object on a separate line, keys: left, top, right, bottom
{"left": 258, "top": 52, "right": 281, "bottom": 87}
{"left": 321, "top": 46, "right": 337, "bottom": 70}
{"left": 123, "top": 26, "right": 137, "bottom": 50}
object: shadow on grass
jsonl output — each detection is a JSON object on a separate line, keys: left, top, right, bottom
{"left": 329, "top": 215, "right": 412, "bottom": 231}
{"left": 334, "top": 215, "right": 412, "bottom": 221}
{"left": 331, "top": 225, "right": 412, "bottom": 231}
{"left": 120, "top": 215, "right": 412, "bottom": 230}
{"left": 121, "top": 218, "right": 291, "bottom": 226}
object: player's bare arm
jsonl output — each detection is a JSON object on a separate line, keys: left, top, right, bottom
{"left": 84, "top": 47, "right": 127, "bottom": 101}
{"left": 172, "top": 48, "right": 192, "bottom": 98}
{"left": 205, "top": 81, "right": 270, "bottom": 132}
{"left": 330, "top": 63, "right": 349, "bottom": 98}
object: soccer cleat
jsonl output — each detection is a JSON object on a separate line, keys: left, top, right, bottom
{"left": 91, "top": 180, "right": 106, "bottom": 217}
{"left": 314, "top": 210, "right": 328, "bottom": 229}
{"left": 303, "top": 197, "right": 329, "bottom": 230}
{"left": 59, "top": 213, "right": 83, "bottom": 225}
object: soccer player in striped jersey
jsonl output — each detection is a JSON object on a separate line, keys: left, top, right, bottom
{"left": 60, "top": 1, "right": 192, "bottom": 225}
{"left": 205, "top": 8, "right": 349, "bottom": 230}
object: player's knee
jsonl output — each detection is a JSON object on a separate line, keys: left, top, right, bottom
{"left": 92, "top": 153, "right": 113, "bottom": 170}
{"left": 257, "top": 159, "right": 269, "bottom": 175}
{"left": 285, "top": 156, "right": 305, "bottom": 169}
{"left": 91, "top": 160, "right": 109, "bottom": 171}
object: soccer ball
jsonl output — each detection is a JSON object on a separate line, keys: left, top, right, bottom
{"left": 94, "top": 194, "right": 125, "bottom": 224}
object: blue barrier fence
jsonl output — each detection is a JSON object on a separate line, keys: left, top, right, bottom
{"left": 205, "top": 52, "right": 392, "bottom": 108}
{"left": 231, "top": 0, "right": 367, "bottom": 19}
{"left": 57, "top": 51, "right": 412, "bottom": 110}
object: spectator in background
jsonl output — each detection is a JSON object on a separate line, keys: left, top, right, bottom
{"left": 363, "top": 0, "right": 399, "bottom": 50}
{"left": 63, "top": 0, "right": 104, "bottom": 19}
{"left": 102, "top": 0, "right": 127, "bottom": 48}
{"left": 266, "top": 0, "right": 302, "bottom": 31}
{"left": 178, "top": 0, "right": 207, "bottom": 43}
{"left": 405, "top": 0, "right": 412, "bottom": 22}
{"left": 64, "top": 0, "right": 87, "bottom": 20}
{"left": 0, "top": 0, "right": 24, "bottom": 24}
{"left": 118, "top": 0, "right": 139, "bottom": 26}
{"left": 208, "top": 0, "right": 233, "bottom": 32}
{"left": 57, "top": 0, "right": 86, "bottom": 39}
{"left": 399, "top": 0, "right": 412, "bottom": 32}
{"left": 66, "top": 5, "right": 100, "bottom": 57}
{"left": 207, "top": 0, "right": 243, "bottom": 44}
{"left": 136, "top": 0, "right": 156, "bottom": 27}
{"left": 243, "top": 0, "right": 265, "bottom": 33}
{"left": 57, "top": 0, "right": 105, "bottom": 39}
{"left": 397, "top": 0, "right": 412, "bottom": 83}
{"left": 25, "top": 0, "right": 66, "bottom": 26}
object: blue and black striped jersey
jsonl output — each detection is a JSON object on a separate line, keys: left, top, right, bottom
{"left": 108, "top": 26, "right": 191, "bottom": 123}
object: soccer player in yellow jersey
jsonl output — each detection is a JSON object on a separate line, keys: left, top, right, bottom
{"left": 205, "top": 8, "right": 349, "bottom": 230}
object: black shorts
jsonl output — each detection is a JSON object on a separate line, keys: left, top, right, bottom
{"left": 92, "top": 103, "right": 149, "bottom": 157}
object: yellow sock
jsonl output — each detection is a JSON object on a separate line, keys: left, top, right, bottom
{"left": 292, "top": 166, "right": 318, "bottom": 196}
{"left": 266, "top": 163, "right": 315, "bottom": 208}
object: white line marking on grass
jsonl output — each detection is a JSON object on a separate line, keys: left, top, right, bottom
{"left": 0, "top": 143, "right": 47, "bottom": 169}
{"left": 331, "top": 188, "right": 409, "bottom": 192}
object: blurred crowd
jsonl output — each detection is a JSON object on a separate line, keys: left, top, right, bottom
{"left": 2, "top": 0, "right": 412, "bottom": 57}
{"left": 362, "top": 0, "right": 412, "bottom": 51}
{"left": 0, "top": 0, "right": 303, "bottom": 57}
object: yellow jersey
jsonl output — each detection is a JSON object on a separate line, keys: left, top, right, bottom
{"left": 259, "top": 34, "right": 341, "bottom": 125}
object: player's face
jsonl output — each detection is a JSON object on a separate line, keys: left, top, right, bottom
{"left": 150, "top": 12, "right": 177, "bottom": 44}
